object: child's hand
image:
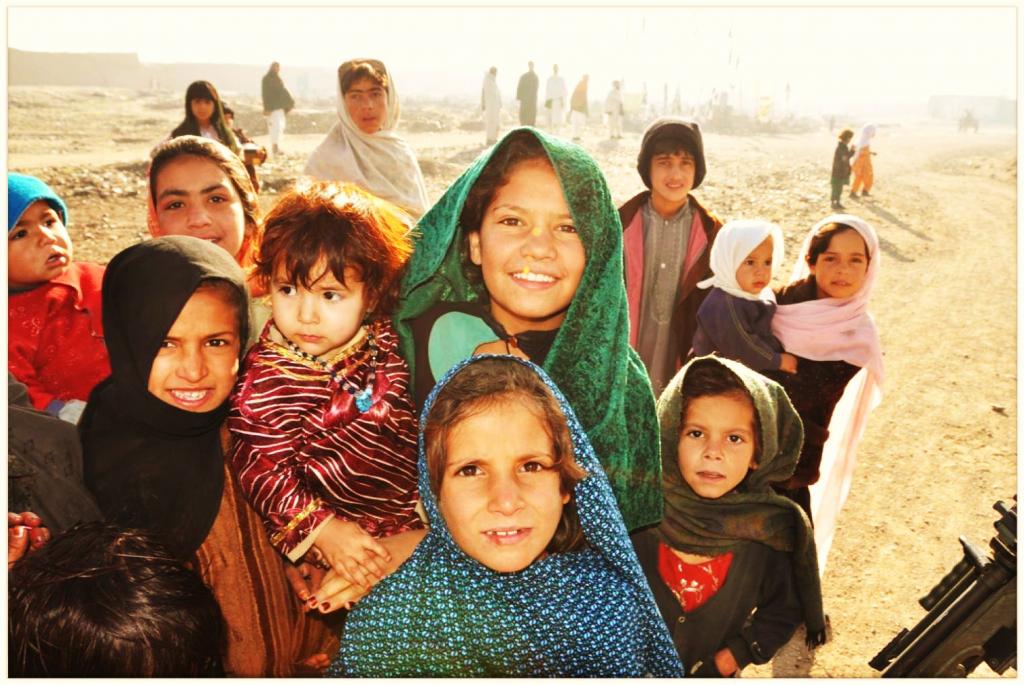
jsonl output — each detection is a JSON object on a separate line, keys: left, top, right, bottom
{"left": 283, "top": 558, "right": 326, "bottom": 604}
{"left": 313, "top": 518, "right": 391, "bottom": 590}
{"left": 8, "top": 511, "right": 49, "bottom": 568}
{"left": 779, "top": 353, "right": 798, "bottom": 374}
{"left": 714, "top": 647, "right": 739, "bottom": 676}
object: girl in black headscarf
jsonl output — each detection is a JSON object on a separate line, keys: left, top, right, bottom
{"left": 80, "top": 235, "right": 335, "bottom": 676}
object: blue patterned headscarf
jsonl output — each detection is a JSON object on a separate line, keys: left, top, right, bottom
{"left": 328, "top": 355, "right": 682, "bottom": 677}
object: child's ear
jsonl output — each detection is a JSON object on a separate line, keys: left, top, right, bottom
{"left": 468, "top": 231, "right": 483, "bottom": 266}
{"left": 561, "top": 491, "right": 571, "bottom": 505}
{"left": 748, "top": 459, "right": 759, "bottom": 471}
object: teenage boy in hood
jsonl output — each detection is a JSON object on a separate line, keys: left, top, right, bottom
{"left": 619, "top": 117, "right": 723, "bottom": 396}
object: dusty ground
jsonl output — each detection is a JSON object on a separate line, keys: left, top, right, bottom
{"left": 7, "top": 86, "right": 1017, "bottom": 678}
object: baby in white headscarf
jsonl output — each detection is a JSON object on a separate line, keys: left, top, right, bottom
{"left": 690, "top": 220, "right": 797, "bottom": 373}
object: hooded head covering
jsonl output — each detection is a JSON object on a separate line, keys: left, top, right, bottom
{"left": 655, "top": 355, "right": 827, "bottom": 646}
{"left": 303, "top": 58, "right": 429, "bottom": 218}
{"left": 697, "top": 219, "right": 783, "bottom": 301}
{"left": 80, "top": 235, "right": 250, "bottom": 559}
{"left": 770, "top": 214, "right": 883, "bottom": 571}
{"left": 8, "top": 172, "right": 68, "bottom": 231}
{"left": 328, "top": 355, "right": 683, "bottom": 677}
{"left": 395, "top": 126, "right": 662, "bottom": 531}
{"left": 637, "top": 116, "right": 707, "bottom": 189}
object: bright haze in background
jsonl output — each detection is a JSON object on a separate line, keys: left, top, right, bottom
{"left": 6, "top": 5, "right": 1017, "bottom": 118}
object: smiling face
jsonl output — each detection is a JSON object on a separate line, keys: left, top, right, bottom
{"left": 8, "top": 200, "right": 72, "bottom": 289}
{"left": 147, "top": 285, "right": 241, "bottom": 413}
{"left": 809, "top": 228, "right": 870, "bottom": 300}
{"left": 152, "top": 155, "right": 248, "bottom": 260}
{"left": 190, "top": 97, "right": 215, "bottom": 127}
{"left": 677, "top": 392, "right": 758, "bottom": 499}
{"left": 649, "top": 150, "right": 696, "bottom": 217}
{"left": 467, "top": 159, "right": 586, "bottom": 335}
{"left": 438, "top": 399, "right": 570, "bottom": 573}
{"left": 735, "top": 236, "right": 774, "bottom": 295}
{"left": 270, "top": 259, "right": 369, "bottom": 358}
{"left": 343, "top": 76, "right": 388, "bottom": 134}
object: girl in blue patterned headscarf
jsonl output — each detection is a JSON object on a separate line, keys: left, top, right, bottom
{"left": 327, "top": 355, "right": 682, "bottom": 677}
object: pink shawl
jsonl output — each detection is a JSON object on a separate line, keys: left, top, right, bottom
{"left": 771, "top": 214, "right": 884, "bottom": 574}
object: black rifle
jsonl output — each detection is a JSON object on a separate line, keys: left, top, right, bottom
{"left": 869, "top": 499, "right": 1016, "bottom": 677}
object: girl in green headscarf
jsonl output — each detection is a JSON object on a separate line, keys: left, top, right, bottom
{"left": 396, "top": 127, "right": 661, "bottom": 531}
{"left": 631, "top": 355, "right": 827, "bottom": 677}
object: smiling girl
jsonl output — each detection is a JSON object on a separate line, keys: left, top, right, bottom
{"left": 327, "top": 355, "right": 682, "bottom": 677}
{"left": 397, "top": 127, "right": 662, "bottom": 532}
{"left": 766, "top": 214, "right": 884, "bottom": 570}
{"left": 80, "top": 235, "right": 336, "bottom": 675}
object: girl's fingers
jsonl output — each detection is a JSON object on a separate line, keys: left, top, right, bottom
{"left": 20, "top": 512, "right": 43, "bottom": 528}
{"left": 8, "top": 512, "right": 24, "bottom": 527}
{"left": 28, "top": 526, "right": 50, "bottom": 550}
{"left": 366, "top": 539, "right": 391, "bottom": 562}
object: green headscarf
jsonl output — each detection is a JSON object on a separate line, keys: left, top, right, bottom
{"left": 655, "top": 355, "right": 827, "bottom": 645}
{"left": 395, "top": 127, "right": 661, "bottom": 531}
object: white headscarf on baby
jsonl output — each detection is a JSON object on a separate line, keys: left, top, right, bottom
{"left": 696, "top": 219, "right": 784, "bottom": 301}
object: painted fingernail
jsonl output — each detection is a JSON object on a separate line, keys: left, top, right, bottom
{"left": 320, "top": 602, "right": 330, "bottom": 610}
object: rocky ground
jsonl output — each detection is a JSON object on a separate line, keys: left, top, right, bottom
{"left": 8, "top": 86, "right": 1017, "bottom": 678}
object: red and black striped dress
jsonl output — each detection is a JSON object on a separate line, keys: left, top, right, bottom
{"left": 228, "top": 318, "right": 422, "bottom": 560}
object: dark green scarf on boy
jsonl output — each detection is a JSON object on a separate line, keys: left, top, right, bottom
{"left": 656, "top": 355, "right": 827, "bottom": 646}
{"left": 395, "top": 127, "right": 662, "bottom": 531}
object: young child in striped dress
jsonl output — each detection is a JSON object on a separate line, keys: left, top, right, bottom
{"left": 228, "top": 180, "right": 424, "bottom": 602}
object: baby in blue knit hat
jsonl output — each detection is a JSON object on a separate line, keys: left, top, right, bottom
{"left": 8, "top": 173, "right": 110, "bottom": 423}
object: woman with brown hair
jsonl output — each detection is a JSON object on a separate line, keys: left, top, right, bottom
{"left": 304, "top": 59, "right": 429, "bottom": 218}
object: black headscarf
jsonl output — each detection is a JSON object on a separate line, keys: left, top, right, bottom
{"left": 81, "top": 236, "right": 249, "bottom": 559}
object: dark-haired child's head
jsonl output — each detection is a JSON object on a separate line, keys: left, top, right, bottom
{"left": 424, "top": 357, "right": 588, "bottom": 572}
{"left": 256, "top": 180, "right": 413, "bottom": 358}
{"left": 147, "top": 277, "right": 243, "bottom": 413}
{"left": 677, "top": 358, "right": 762, "bottom": 499}
{"left": 184, "top": 80, "right": 224, "bottom": 128}
{"left": 459, "top": 130, "right": 586, "bottom": 335}
{"left": 148, "top": 136, "right": 262, "bottom": 264}
{"left": 838, "top": 128, "right": 854, "bottom": 143}
{"left": 8, "top": 173, "right": 73, "bottom": 289}
{"left": 806, "top": 222, "right": 871, "bottom": 300}
{"left": 637, "top": 119, "right": 707, "bottom": 204}
{"left": 8, "top": 522, "right": 225, "bottom": 677}
{"left": 340, "top": 60, "right": 389, "bottom": 134}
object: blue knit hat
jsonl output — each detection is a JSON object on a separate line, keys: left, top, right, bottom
{"left": 8, "top": 173, "right": 68, "bottom": 232}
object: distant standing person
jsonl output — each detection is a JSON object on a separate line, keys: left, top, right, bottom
{"left": 850, "top": 123, "right": 877, "bottom": 199}
{"left": 261, "top": 62, "right": 295, "bottom": 156}
{"left": 569, "top": 74, "right": 589, "bottom": 141}
{"left": 304, "top": 58, "right": 429, "bottom": 218}
{"left": 481, "top": 67, "right": 502, "bottom": 145}
{"left": 515, "top": 61, "right": 539, "bottom": 126}
{"left": 830, "top": 128, "right": 854, "bottom": 209}
{"left": 605, "top": 80, "right": 624, "bottom": 140}
{"left": 545, "top": 64, "right": 567, "bottom": 134}
{"left": 169, "top": 81, "right": 240, "bottom": 155}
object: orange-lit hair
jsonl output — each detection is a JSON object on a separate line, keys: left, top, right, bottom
{"left": 255, "top": 180, "right": 414, "bottom": 317}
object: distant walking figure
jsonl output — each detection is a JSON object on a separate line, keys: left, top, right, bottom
{"left": 545, "top": 64, "right": 567, "bottom": 134}
{"left": 516, "top": 61, "right": 539, "bottom": 126}
{"left": 850, "top": 124, "right": 877, "bottom": 199}
{"left": 261, "top": 62, "right": 295, "bottom": 155}
{"left": 481, "top": 67, "right": 502, "bottom": 145}
{"left": 605, "top": 80, "right": 624, "bottom": 140}
{"left": 570, "top": 75, "right": 589, "bottom": 142}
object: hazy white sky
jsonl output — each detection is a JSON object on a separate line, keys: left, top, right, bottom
{"left": 6, "top": 4, "right": 1018, "bottom": 115}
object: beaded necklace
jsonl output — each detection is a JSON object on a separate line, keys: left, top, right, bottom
{"left": 281, "top": 326, "right": 380, "bottom": 413}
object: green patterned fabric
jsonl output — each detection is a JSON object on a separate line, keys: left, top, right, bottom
{"left": 655, "top": 355, "right": 827, "bottom": 645}
{"left": 395, "top": 126, "right": 662, "bottom": 531}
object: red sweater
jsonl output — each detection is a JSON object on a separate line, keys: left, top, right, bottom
{"left": 8, "top": 262, "right": 110, "bottom": 411}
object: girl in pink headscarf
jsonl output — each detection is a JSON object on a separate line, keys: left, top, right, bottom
{"left": 764, "top": 214, "right": 884, "bottom": 573}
